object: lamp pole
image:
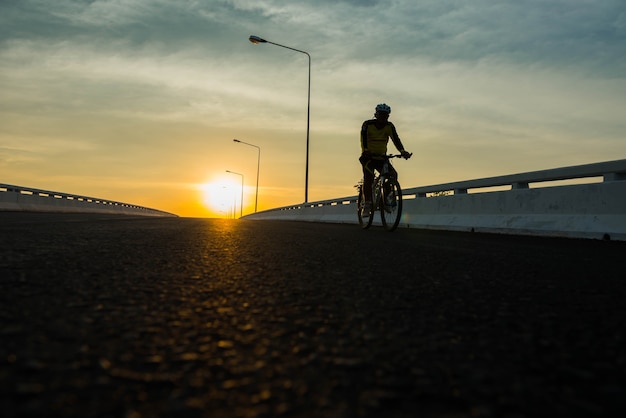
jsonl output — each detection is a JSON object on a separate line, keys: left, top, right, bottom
{"left": 225, "top": 170, "right": 244, "bottom": 218}
{"left": 233, "top": 139, "right": 260, "bottom": 212}
{"left": 249, "top": 35, "right": 311, "bottom": 203}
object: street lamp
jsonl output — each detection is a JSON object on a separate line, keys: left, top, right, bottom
{"left": 225, "top": 170, "right": 244, "bottom": 218}
{"left": 222, "top": 186, "right": 235, "bottom": 219}
{"left": 249, "top": 34, "right": 311, "bottom": 203}
{"left": 233, "top": 139, "right": 260, "bottom": 212}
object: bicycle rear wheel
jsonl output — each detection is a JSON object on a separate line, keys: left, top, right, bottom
{"left": 380, "top": 178, "right": 402, "bottom": 231}
{"left": 357, "top": 185, "right": 374, "bottom": 229}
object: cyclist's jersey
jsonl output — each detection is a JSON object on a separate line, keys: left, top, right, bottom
{"left": 360, "top": 119, "right": 405, "bottom": 157}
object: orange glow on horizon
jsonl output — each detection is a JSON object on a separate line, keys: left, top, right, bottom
{"left": 198, "top": 179, "right": 241, "bottom": 218}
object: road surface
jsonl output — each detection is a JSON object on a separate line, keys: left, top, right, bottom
{"left": 1, "top": 213, "right": 625, "bottom": 417}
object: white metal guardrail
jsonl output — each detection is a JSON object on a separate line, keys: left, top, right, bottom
{"left": 0, "top": 184, "right": 177, "bottom": 217}
{"left": 245, "top": 159, "right": 626, "bottom": 241}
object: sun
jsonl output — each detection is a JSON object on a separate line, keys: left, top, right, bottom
{"left": 200, "top": 181, "right": 239, "bottom": 217}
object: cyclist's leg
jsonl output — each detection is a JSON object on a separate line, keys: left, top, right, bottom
{"left": 388, "top": 164, "right": 398, "bottom": 180}
{"left": 359, "top": 156, "right": 375, "bottom": 202}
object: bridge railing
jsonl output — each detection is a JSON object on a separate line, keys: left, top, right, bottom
{"left": 406, "top": 158, "right": 626, "bottom": 196}
{"left": 0, "top": 183, "right": 177, "bottom": 217}
{"left": 245, "top": 159, "right": 626, "bottom": 241}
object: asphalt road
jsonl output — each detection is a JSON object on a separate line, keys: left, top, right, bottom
{"left": 1, "top": 212, "right": 625, "bottom": 418}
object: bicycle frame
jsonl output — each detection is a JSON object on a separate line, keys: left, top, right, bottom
{"left": 372, "top": 160, "right": 395, "bottom": 203}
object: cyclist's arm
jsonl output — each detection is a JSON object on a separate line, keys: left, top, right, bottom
{"left": 388, "top": 122, "right": 406, "bottom": 153}
{"left": 360, "top": 121, "right": 369, "bottom": 153}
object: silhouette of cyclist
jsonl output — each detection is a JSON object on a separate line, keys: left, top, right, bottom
{"left": 359, "top": 103, "right": 412, "bottom": 217}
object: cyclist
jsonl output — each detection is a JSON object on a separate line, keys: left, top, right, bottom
{"left": 359, "top": 103, "right": 412, "bottom": 217}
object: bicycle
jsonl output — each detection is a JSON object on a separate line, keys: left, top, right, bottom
{"left": 356, "top": 154, "right": 410, "bottom": 231}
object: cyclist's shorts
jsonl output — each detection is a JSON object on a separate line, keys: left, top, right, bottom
{"left": 359, "top": 155, "right": 396, "bottom": 177}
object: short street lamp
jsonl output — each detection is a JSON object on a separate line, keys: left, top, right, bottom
{"left": 225, "top": 170, "right": 244, "bottom": 218}
{"left": 233, "top": 139, "right": 260, "bottom": 212}
{"left": 249, "top": 35, "right": 311, "bottom": 203}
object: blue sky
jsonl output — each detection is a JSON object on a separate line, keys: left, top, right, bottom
{"left": 1, "top": 0, "right": 625, "bottom": 216}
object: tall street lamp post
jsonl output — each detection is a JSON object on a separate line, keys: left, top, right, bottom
{"left": 233, "top": 139, "right": 260, "bottom": 212}
{"left": 225, "top": 170, "right": 244, "bottom": 218}
{"left": 249, "top": 35, "right": 311, "bottom": 203}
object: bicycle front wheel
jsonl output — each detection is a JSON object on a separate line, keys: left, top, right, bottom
{"left": 380, "top": 178, "right": 402, "bottom": 231}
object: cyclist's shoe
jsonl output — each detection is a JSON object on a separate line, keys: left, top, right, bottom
{"left": 362, "top": 201, "right": 372, "bottom": 218}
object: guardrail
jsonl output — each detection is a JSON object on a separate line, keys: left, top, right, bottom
{"left": 244, "top": 159, "right": 626, "bottom": 241}
{"left": 0, "top": 184, "right": 177, "bottom": 217}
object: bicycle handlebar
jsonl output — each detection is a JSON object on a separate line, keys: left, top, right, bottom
{"left": 383, "top": 153, "right": 413, "bottom": 159}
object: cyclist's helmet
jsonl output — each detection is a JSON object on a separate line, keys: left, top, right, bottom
{"left": 375, "top": 103, "right": 391, "bottom": 114}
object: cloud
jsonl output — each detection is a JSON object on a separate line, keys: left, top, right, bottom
{"left": 4, "top": 0, "right": 624, "bottom": 73}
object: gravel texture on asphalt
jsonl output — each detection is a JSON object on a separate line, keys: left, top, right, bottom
{"left": 1, "top": 213, "right": 625, "bottom": 418}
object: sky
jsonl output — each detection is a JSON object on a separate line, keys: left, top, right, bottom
{"left": 1, "top": 0, "right": 625, "bottom": 218}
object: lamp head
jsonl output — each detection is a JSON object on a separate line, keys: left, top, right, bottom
{"left": 233, "top": 139, "right": 241, "bottom": 143}
{"left": 249, "top": 35, "right": 267, "bottom": 44}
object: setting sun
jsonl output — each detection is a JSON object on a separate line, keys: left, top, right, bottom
{"left": 200, "top": 179, "right": 241, "bottom": 218}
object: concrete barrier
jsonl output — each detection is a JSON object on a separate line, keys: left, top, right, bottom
{"left": 245, "top": 159, "right": 626, "bottom": 241}
{"left": 0, "top": 184, "right": 176, "bottom": 217}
